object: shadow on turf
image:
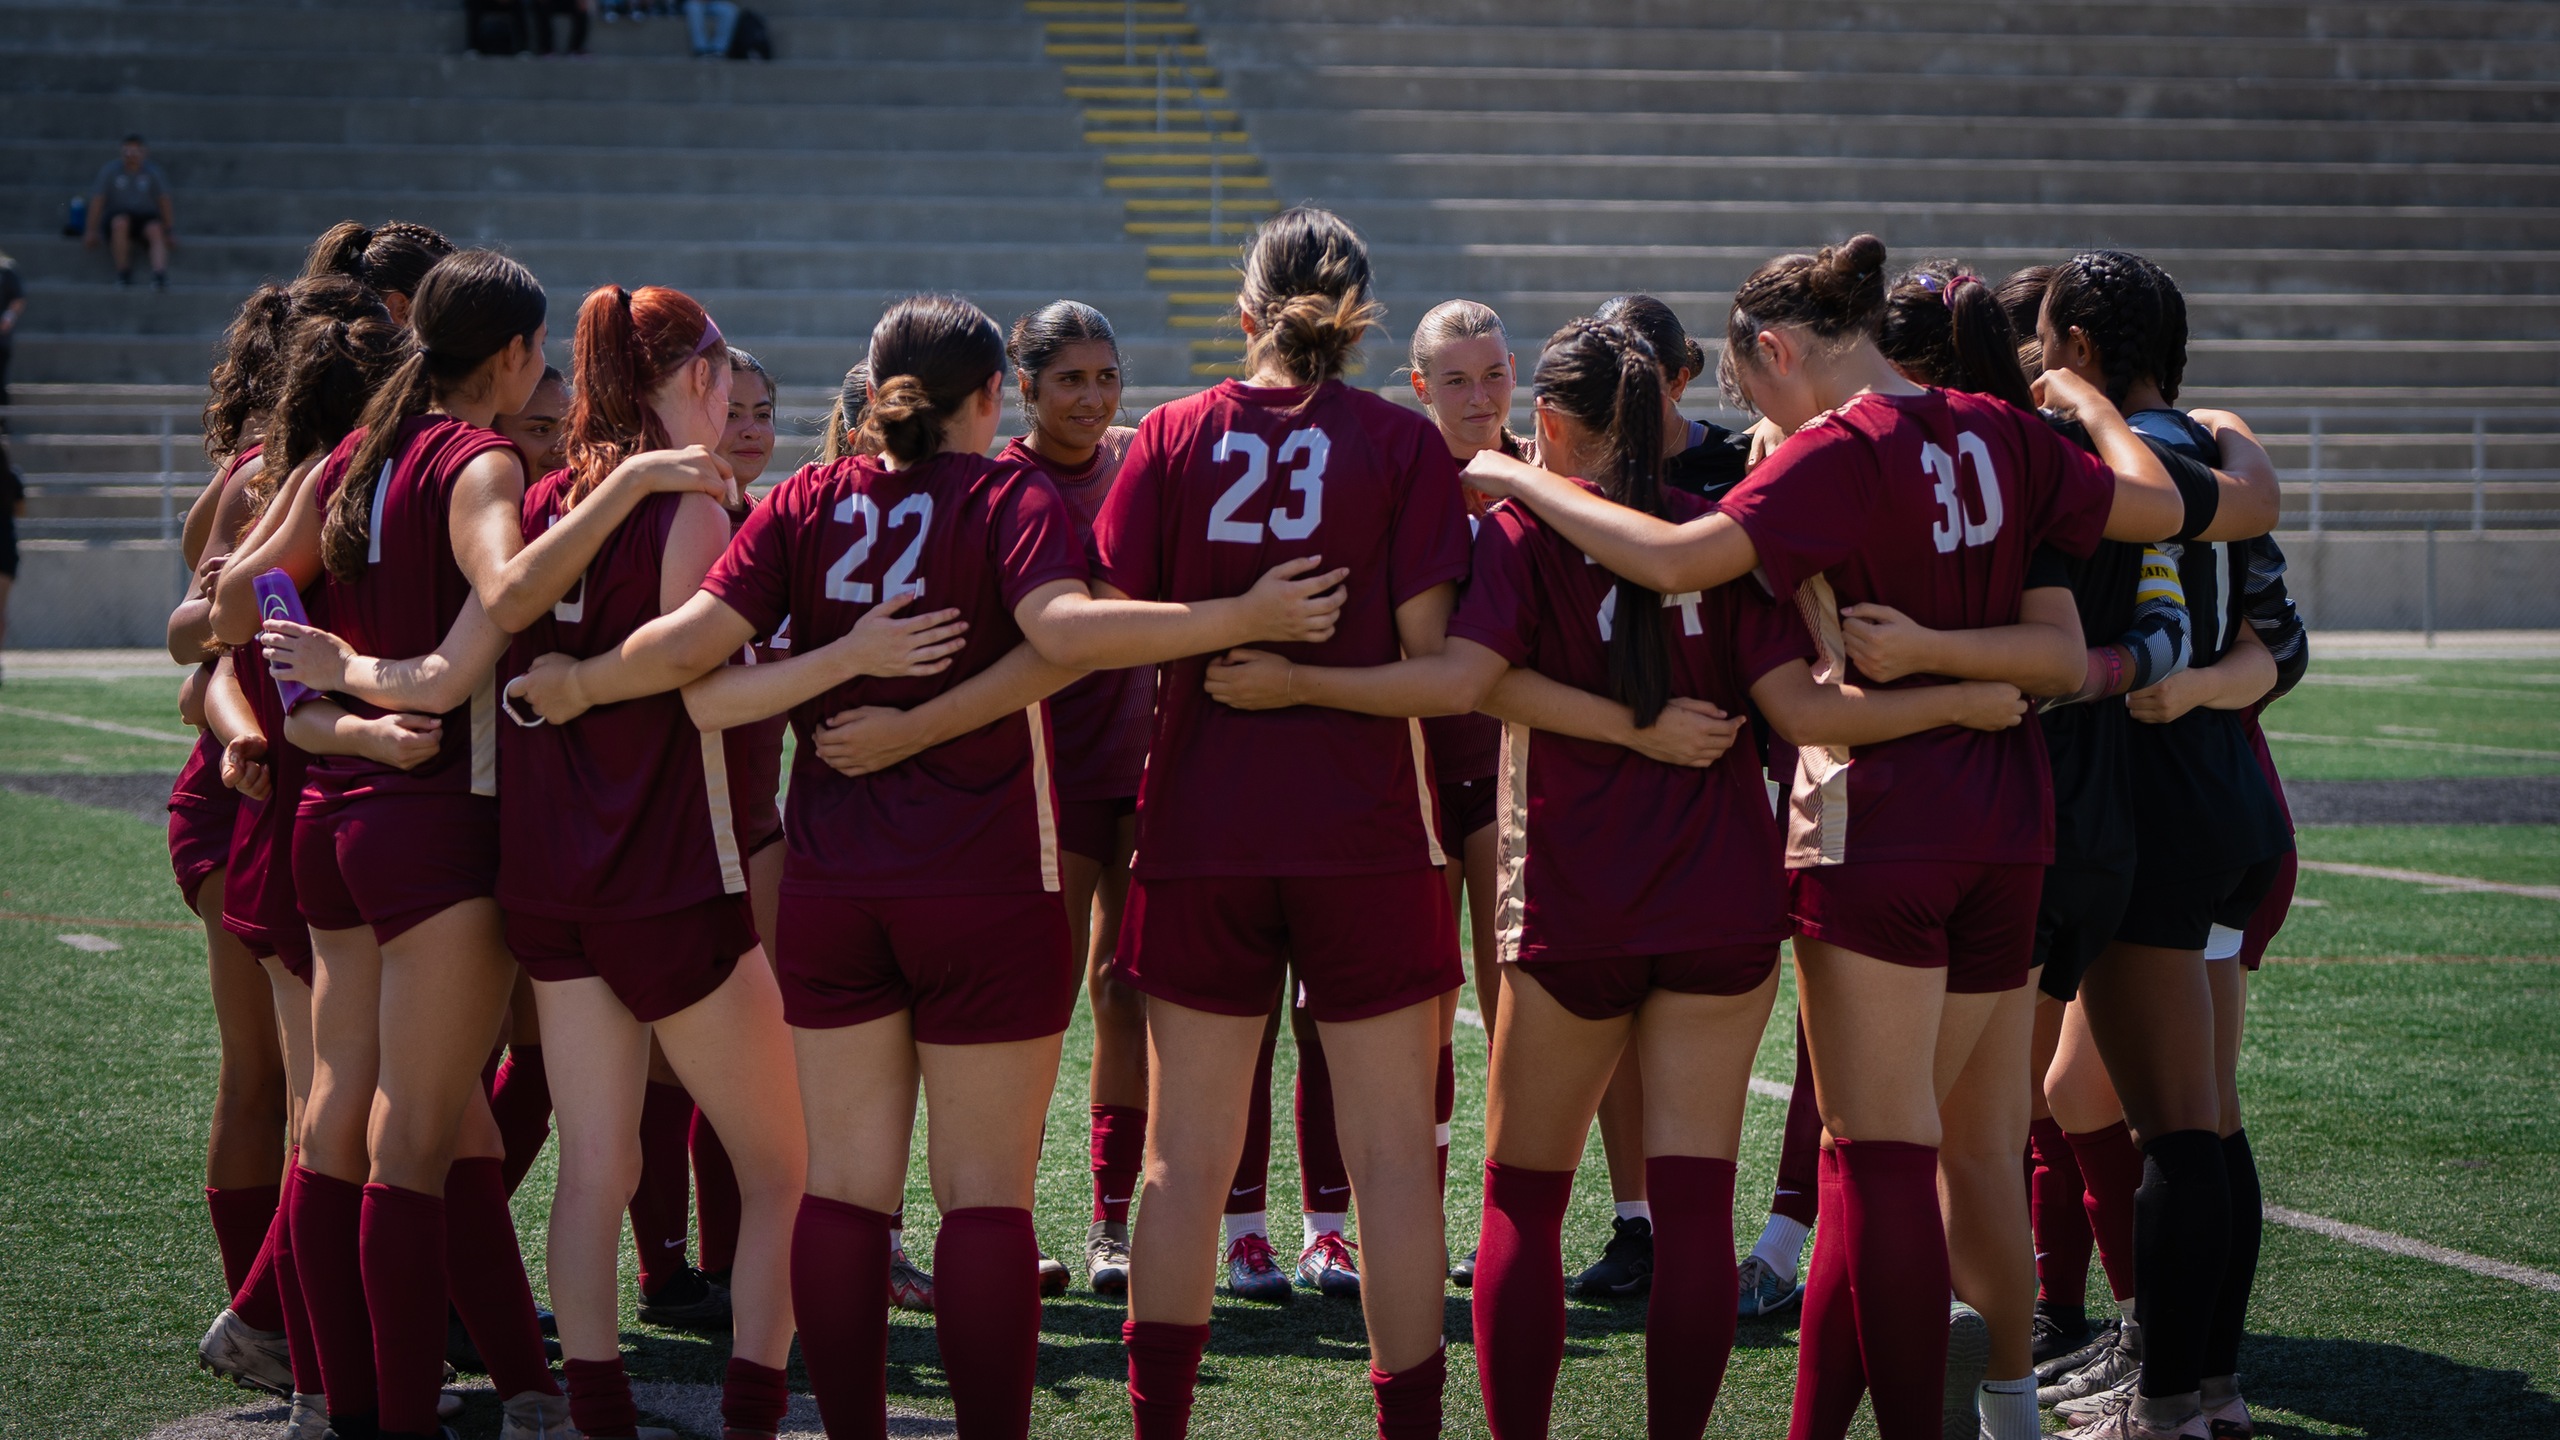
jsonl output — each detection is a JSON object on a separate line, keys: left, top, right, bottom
{"left": 2242, "top": 1333, "right": 2560, "bottom": 1439}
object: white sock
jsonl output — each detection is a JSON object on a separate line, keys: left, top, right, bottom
{"left": 1614, "top": 1200, "right": 1651, "bottom": 1223}
{"left": 1750, "top": 1215, "right": 1811, "bottom": 1279}
{"left": 2118, "top": 1296, "right": 2138, "bottom": 1323}
{"left": 1224, "top": 1211, "right": 1267, "bottom": 1246}
{"left": 1303, "top": 1212, "right": 1347, "bottom": 1247}
{"left": 1977, "top": 1378, "right": 2038, "bottom": 1440}
{"left": 887, "top": 1227, "right": 904, "bottom": 1256}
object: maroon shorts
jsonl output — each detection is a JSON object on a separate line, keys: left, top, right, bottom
{"left": 1058, "top": 794, "right": 1136, "bottom": 866}
{"left": 2231, "top": 849, "right": 2297, "bottom": 972}
{"left": 1112, "top": 868, "right": 1462, "bottom": 1024}
{"left": 1790, "top": 860, "right": 2042, "bottom": 994}
{"left": 1512, "top": 943, "right": 1779, "bottom": 1021}
{"left": 168, "top": 802, "right": 234, "bottom": 916}
{"left": 1438, "top": 777, "right": 1497, "bottom": 844}
{"left": 294, "top": 792, "right": 499, "bottom": 945}
{"left": 224, "top": 912, "right": 316, "bottom": 984}
{"left": 776, "top": 889, "right": 1076, "bottom": 1044}
{"left": 508, "top": 893, "right": 757, "bottom": 1024}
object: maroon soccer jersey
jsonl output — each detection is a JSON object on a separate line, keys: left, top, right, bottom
{"left": 1716, "top": 389, "right": 2115, "bottom": 866}
{"left": 1090, "top": 379, "right": 1474, "bottom": 879}
{"left": 1001, "top": 430, "right": 1153, "bottom": 802}
{"left": 498, "top": 476, "right": 749, "bottom": 921}
{"left": 302, "top": 415, "right": 514, "bottom": 806}
{"left": 699, "top": 450, "right": 1088, "bottom": 898}
{"left": 1450, "top": 486, "right": 1806, "bottom": 960}
{"left": 1424, "top": 511, "right": 1502, "bottom": 786}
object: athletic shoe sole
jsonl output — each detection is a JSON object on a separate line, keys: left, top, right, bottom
{"left": 2037, "top": 1322, "right": 2122, "bottom": 1387}
{"left": 197, "top": 1308, "right": 292, "bottom": 1398}
{"left": 1944, "top": 1302, "right": 1990, "bottom": 1440}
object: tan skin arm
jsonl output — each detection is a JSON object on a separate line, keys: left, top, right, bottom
{"left": 809, "top": 638, "right": 1085, "bottom": 778}
{"left": 210, "top": 457, "right": 323, "bottom": 645}
{"left": 283, "top": 702, "right": 444, "bottom": 769}
{"left": 1839, "top": 586, "right": 2087, "bottom": 698}
{"left": 169, "top": 454, "right": 267, "bottom": 662}
{"left": 2181, "top": 409, "right": 2283, "bottom": 542}
{"left": 2128, "top": 618, "right": 2279, "bottom": 725}
{"left": 1748, "top": 659, "right": 2027, "bottom": 750}
{"left": 1010, "top": 560, "right": 1352, "bottom": 673}
{"left": 678, "top": 593, "right": 969, "bottom": 734}
{"left": 257, "top": 596, "right": 509, "bottom": 716}
{"left": 1480, "top": 671, "right": 1744, "bottom": 769}
{"left": 448, "top": 444, "right": 733, "bottom": 635}
{"left": 1197, "top": 583, "right": 1468, "bottom": 717}
{"left": 202, "top": 656, "right": 271, "bottom": 803}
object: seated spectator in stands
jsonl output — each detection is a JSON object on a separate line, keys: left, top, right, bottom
{"left": 84, "top": 137, "right": 174, "bottom": 291}
{"left": 0, "top": 250, "right": 22, "bottom": 417}
{"left": 684, "top": 0, "right": 737, "bottom": 57}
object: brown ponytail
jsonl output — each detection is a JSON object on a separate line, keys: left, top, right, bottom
{"left": 820, "top": 362, "right": 875, "bottom": 462}
{"left": 1877, "top": 262, "right": 2036, "bottom": 412}
{"left": 860, "top": 295, "right": 1005, "bottom": 465}
{"left": 562, "top": 283, "right": 722, "bottom": 504}
{"left": 1533, "top": 318, "right": 1673, "bottom": 728}
{"left": 1720, "top": 234, "right": 1891, "bottom": 409}
{"left": 203, "top": 283, "right": 293, "bottom": 462}
{"left": 321, "top": 250, "right": 546, "bottom": 580}
{"left": 260, "top": 314, "right": 407, "bottom": 521}
{"left": 1237, "top": 206, "right": 1383, "bottom": 388}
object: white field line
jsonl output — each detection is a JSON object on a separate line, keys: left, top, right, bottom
{"left": 0, "top": 703, "right": 197, "bottom": 745}
{"left": 2299, "top": 860, "right": 2560, "bottom": 902}
{"left": 1455, "top": 1007, "right": 2560, "bottom": 1292}
{"left": 2296, "top": 675, "right": 2558, "bottom": 702}
{"left": 2263, "top": 729, "right": 2560, "bottom": 761}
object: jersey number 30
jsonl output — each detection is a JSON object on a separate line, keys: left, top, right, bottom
{"left": 1924, "top": 433, "right": 2005, "bottom": 554}
{"left": 824, "top": 491, "right": 934, "bottom": 602}
{"left": 1207, "top": 429, "right": 1328, "bottom": 543}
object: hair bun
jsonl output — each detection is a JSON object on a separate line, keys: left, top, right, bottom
{"left": 1828, "top": 234, "right": 1888, "bottom": 280}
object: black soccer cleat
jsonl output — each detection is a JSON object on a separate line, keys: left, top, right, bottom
{"left": 637, "top": 1264, "right": 735, "bottom": 1332}
{"left": 2032, "top": 1298, "right": 2093, "bottom": 1366}
{"left": 1570, "top": 1216, "right": 1654, "bottom": 1299}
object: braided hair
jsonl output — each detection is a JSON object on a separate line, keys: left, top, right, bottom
{"left": 1877, "top": 261, "right": 2035, "bottom": 411}
{"left": 1532, "top": 317, "right": 1674, "bottom": 727}
{"left": 2040, "top": 250, "right": 2190, "bottom": 406}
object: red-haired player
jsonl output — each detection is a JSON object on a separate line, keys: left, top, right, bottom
{"left": 212, "top": 250, "right": 731, "bottom": 1440}
{"left": 509, "top": 289, "right": 1342, "bottom": 1439}
{"left": 1464, "top": 235, "right": 2271, "bottom": 1440}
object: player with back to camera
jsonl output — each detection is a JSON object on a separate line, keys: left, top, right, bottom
{"left": 1462, "top": 234, "right": 2274, "bottom": 1440}
{"left": 210, "top": 250, "right": 734, "bottom": 1440}
{"left": 506, "top": 288, "right": 1346, "bottom": 1440}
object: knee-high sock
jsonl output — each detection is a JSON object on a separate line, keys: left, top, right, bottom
{"left": 226, "top": 1189, "right": 289, "bottom": 1333}
{"left": 1433, "top": 1043, "right": 1456, "bottom": 1197}
{"left": 631, "top": 1081, "right": 694, "bottom": 1295}
{"left": 1295, "top": 1029, "right": 1350, "bottom": 1216}
{"left": 564, "top": 1355, "right": 639, "bottom": 1439}
{"left": 2029, "top": 1117, "right": 2094, "bottom": 1311}
{"left": 290, "top": 1166, "right": 376, "bottom": 1421}
{"left": 274, "top": 1162, "right": 323, "bottom": 1396}
{"left": 690, "top": 1108, "right": 741, "bottom": 1277}
{"left": 1373, "top": 1345, "right": 1446, "bottom": 1440}
{"left": 2203, "top": 1130, "right": 2262, "bottom": 1380}
{"left": 1473, "top": 1162, "right": 1572, "bottom": 1440}
{"left": 1772, "top": 1025, "right": 1823, "bottom": 1227}
{"left": 935, "top": 1208, "right": 1041, "bottom": 1440}
{"left": 1227, "top": 1022, "right": 1279, "bottom": 1217}
{"left": 488, "top": 1044, "right": 553, "bottom": 1197}
{"left": 1124, "top": 1319, "right": 1210, "bottom": 1440}
{"left": 2133, "top": 1130, "right": 2229, "bottom": 1400}
{"left": 1646, "top": 1156, "right": 1738, "bottom": 1440}
{"left": 1837, "top": 1138, "right": 1947, "bottom": 1440}
{"left": 793, "top": 1195, "right": 892, "bottom": 1440}
{"left": 2066, "top": 1121, "right": 2144, "bottom": 1304}
{"left": 1090, "top": 1104, "right": 1147, "bottom": 1226}
{"left": 444, "top": 1157, "right": 558, "bottom": 1399}
{"left": 359, "top": 1182, "right": 448, "bottom": 1435}
{"left": 723, "top": 1357, "right": 791, "bottom": 1437}
{"left": 1785, "top": 1148, "right": 1864, "bottom": 1440}
{"left": 208, "top": 1184, "right": 282, "bottom": 1308}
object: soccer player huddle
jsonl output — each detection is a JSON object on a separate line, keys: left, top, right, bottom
{"left": 165, "top": 207, "right": 2305, "bottom": 1440}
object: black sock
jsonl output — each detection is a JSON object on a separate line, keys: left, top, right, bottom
{"left": 2203, "top": 1129, "right": 2263, "bottom": 1381}
{"left": 2133, "top": 1128, "right": 2229, "bottom": 1399}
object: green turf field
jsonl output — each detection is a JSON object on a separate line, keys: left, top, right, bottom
{"left": 2, "top": 659, "right": 2556, "bottom": 1439}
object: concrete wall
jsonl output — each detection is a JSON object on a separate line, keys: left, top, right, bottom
{"left": 7, "top": 532, "right": 2552, "bottom": 647}
{"left": 10, "top": 541, "right": 189, "bottom": 649}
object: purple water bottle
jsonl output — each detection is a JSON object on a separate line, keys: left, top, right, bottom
{"left": 252, "top": 569, "right": 318, "bottom": 711}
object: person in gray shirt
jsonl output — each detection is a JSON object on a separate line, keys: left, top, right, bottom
{"left": 84, "top": 134, "right": 175, "bottom": 290}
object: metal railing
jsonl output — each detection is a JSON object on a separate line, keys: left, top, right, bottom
{"left": 2262, "top": 406, "right": 2560, "bottom": 534}
{"left": 3, "top": 403, "right": 187, "bottom": 540}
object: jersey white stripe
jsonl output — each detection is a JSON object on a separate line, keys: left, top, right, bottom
{"left": 696, "top": 731, "right": 748, "bottom": 895}
{"left": 365, "top": 460, "right": 393, "bottom": 566}
{"left": 1492, "top": 719, "right": 1531, "bottom": 966}
{"left": 1026, "top": 700, "right": 1062, "bottom": 894}
{"left": 1786, "top": 575, "right": 1852, "bottom": 866}
{"left": 469, "top": 667, "right": 498, "bottom": 797}
{"left": 1406, "top": 716, "right": 1448, "bottom": 869}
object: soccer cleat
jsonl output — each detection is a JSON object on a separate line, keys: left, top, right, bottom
{"left": 1036, "top": 1245, "right": 1071, "bottom": 1298}
{"left": 1944, "top": 1302, "right": 1989, "bottom": 1440}
{"left": 501, "top": 1389, "right": 675, "bottom": 1440}
{"left": 1295, "top": 1232, "right": 1362, "bottom": 1299}
{"left": 1448, "top": 1246, "right": 1477, "bottom": 1288}
{"left": 2037, "top": 1316, "right": 2121, "bottom": 1386}
{"left": 196, "top": 1307, "right": 292, "bottom": 1397}
{"left": 1570, "top": 1215, "right": 1655, "bottom": 1299}
{"left": 2042, "top": 1327, "right": 2140, "bottom": 1409}
{"left": 1086, "top": 1220, "right": 1131, "bottom": 1297}
{"left": 284, "top": 1393, "right": 328, "bottom": 1440}
{"left": 2054, "top": 1366, "right": 2140, "bottom": 1424}
{"left": 2201, "top": 1390, "right": 2254, "bottom": 1439}
{"left": 637, "top": 1265, "right": 733, "bottom": 1331}
{"left": 2057, "top": 1399, "right": 2208, "bottom": 1440}
{"left": 2032, "top": 1300, "right": 2093, "bottom": 1366}
{"left": 888, "top": 1252, "right": 936, "bottom": 1312}
{"left": 1223, "top": 1232, "right": 1293, "bottom": 1303}
{"left": 440, "top": 1391, "right": 465, "bottom": 1420}
{"left": 1735, "top": 1253, "right": 1803, "bottom": 1319}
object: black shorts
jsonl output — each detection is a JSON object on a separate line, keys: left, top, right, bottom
{"left": 2114, "top": 855, "right": 2286, "bottom": 954}
{"left": 2035, "top": 864, "right": 2134, "bottom": 1002}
